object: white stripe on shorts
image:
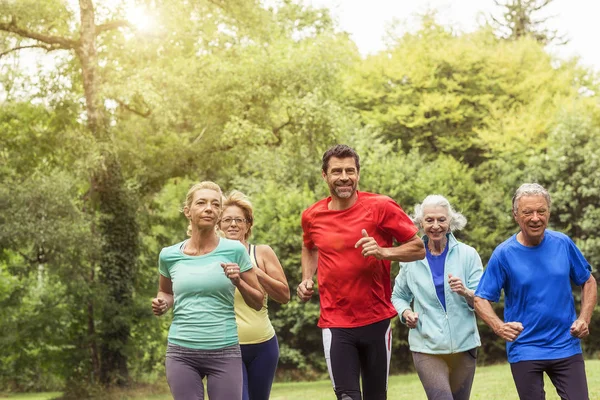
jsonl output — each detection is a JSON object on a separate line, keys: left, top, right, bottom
{"left": 322, "top": 328, "right": 335, "bottom": 388}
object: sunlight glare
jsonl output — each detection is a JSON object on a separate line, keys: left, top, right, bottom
{"left": 125, "top": 5, "right": 155, "bottom": 32}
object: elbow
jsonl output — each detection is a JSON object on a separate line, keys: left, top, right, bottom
{"left": 251, "top": 298, "right": 262, "bottom": 311}
{"left": 281, "top": 289, "right": 291, "bottom": 304}
{"left": 272, "top": 289, "right": 291, "bottom": 304}
{"left": 407, "top": 245, "right": 425, "bottom": 261}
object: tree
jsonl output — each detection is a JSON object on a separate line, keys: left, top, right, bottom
{"left": 491, "top": 0, "right": 566, "bottom": 45}
{"left": 346, "top": 16, "right": 593, "bottom": 169}
{"left": 1, "top": 0, "right": 138, "bottom": 388}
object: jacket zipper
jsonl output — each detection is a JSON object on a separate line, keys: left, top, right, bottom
{"left": 425, "top": 241, "right": 455, "bottom": 353}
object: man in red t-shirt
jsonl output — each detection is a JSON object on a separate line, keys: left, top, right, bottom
{"left": 298, "top": 144, "right": 425, "bottom": 400}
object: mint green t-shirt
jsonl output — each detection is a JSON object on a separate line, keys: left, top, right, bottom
{"left": 158, "top": 237, "right": 252, "bottom": 350}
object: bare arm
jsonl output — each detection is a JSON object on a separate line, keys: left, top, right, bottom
{"left": 570, "top": 274, "right": 597, "bottom": 338}
{"left": 474, "top": 296, "right": 523, "bottom": 342}
{"left": 356, "top": 232, "right": 425, "bottom": 262}
{"left": 383, "top": 234, "right": 425, "bottom": 262}
{"left": 579, "top": 274, "right": 597, "bottom": 324}
{"left": 152, "top": 275, "right": 174, "bottom": 316}
{"left": 255, "top": 245, "right": 290, "bottom": 304}
{"left": 237, "top": 268, "right": 265, "bottom": 311}
{"left": 297, "top": 243, "right": 318, "bottom": 302}
{"left": 222, "top": 263, "right": 264, "bottom": 311}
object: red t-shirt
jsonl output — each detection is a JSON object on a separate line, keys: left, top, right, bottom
{"left": 302, "top": 191, "right": 418, "bottom": 328}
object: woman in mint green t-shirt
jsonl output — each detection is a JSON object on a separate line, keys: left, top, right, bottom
{"left": 151, "top": 181, "right": 264, "bottom": 400}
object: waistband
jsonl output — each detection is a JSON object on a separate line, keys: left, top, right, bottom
{"left": 166, "top": 342, "right": 241, "bottom": 358}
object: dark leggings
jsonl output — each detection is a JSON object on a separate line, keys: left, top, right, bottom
{"left": 510, "top": 353, "right": 589, "bottom": 400}
{"left": 412, "top": 349, "right": 477, "bottom": 400}
{"left": 241, "top": 335, "right": 279, "bottom": 400}
{"left": 165, "top": 343, "right": 243, "bottom": 400}
{"left": 323, "top": 318, "right": 392, "bottom": 400}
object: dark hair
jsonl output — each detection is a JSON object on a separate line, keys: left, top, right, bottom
{"left": 321, "top": 144, "right": 360, "bottom": 173}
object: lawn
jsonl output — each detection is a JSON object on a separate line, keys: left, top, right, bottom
{"left": 3, "top": 360, "right": 599, "bottom": 399}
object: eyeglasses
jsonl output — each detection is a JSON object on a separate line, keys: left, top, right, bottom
{"left": 221, "top": 217, "right": 247, "bottom": 225}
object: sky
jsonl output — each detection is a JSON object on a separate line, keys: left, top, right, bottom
{"left": 306, "top": 0, "right": 600, "bottom": 71}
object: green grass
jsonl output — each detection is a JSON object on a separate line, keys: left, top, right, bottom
{"left": 3, "top": 360, "right": 599, "bottom": 399}
{"left": 0, "top": 394, "right": 61, "bottom": 400}
{"left": 270, "top": 360, "right": 600, "bottom": 400}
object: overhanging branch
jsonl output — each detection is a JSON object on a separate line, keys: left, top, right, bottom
{"left": 0, "top": 18, "right": 78, "bottom": 49}
{"left": 0, "top": 44, "right": 65, "bottom": 58}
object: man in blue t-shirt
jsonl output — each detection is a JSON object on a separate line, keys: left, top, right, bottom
{"left": 475, "top": 183, "right": 597, "bottom": 400}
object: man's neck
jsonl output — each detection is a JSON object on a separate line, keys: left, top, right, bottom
{"left": 516, "top": 231, "right": 544, "bottom": 247}
{"left": 328, "top": 192, "right": 358, "bottom": 211}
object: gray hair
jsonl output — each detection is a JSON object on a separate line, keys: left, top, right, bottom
{"left": 512, "top": 183, "right": 551, "bottom": 214}
{"left": 412, "top": 195, "right": 467, "bottom": 232}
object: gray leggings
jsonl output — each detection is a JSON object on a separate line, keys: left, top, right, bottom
{"left": 412, "top": 349, "right": 477, "bottom": 400}
{"left": 166, "top": 343, "right": 243, "bottom": 400}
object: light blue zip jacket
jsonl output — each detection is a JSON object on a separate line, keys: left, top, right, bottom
{"left": 391, "top": 233, "right": 482, "bottom": 354}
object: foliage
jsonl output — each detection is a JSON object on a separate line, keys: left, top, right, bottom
{"left": 1, "top": 0, "right": 600, "bottom": 394}
{"left": 345, "top": 18, "right": 591, "bottom": 167}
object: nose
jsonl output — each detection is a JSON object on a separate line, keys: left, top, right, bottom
{"left": 530, "top": 212, "right": 540, "bottom": 221}
{"left": 230, "top": 219, "right": 238, "bottom": 225}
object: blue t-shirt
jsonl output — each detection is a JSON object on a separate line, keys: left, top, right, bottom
{"left": 475, "top": 230, "right": 591, "bottom": 363}
{"left": 426, "top": 243, "right": 449, "bottom": 311}
{"left": 159, "top": 238, "right": 253, "bottom": 350}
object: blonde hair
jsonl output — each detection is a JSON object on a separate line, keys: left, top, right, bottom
{"left": 184, "top": 181, "right": 223, "bottom": 236}
{"left": 221, "top": 190, "right": 254, "bottom": 240}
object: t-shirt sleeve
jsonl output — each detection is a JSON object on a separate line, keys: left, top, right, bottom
{"left": 158, "top": 248, "right": 171, "bottom": 279}
{"left": 474, "top": 251, "right": 505, "bottom": 303}
{"left": 301, "top": 209, "right": 315, "bottom": 250}
{"left": 566, "top": 238, "right": 591, "bottom": 286}
{"left": 237, "top": 246, "right": 253, "bottom": 273}
{"left": 379, "top": 197, "right": 418, "bottom": 243}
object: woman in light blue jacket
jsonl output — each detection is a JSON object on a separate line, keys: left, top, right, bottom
{"left": 392, "top": 195, "right": 483, "bottom": 400}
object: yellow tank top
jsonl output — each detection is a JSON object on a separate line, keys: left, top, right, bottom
{"left": 234, "top": 244, "right": 275, "bottom": 344}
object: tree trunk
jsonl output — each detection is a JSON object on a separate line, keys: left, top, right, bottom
{"left": 78, "top": 0, "right": 138, "bottom": 387}
{"left": 1, "top": 0, "right": 140, "bottom": 390}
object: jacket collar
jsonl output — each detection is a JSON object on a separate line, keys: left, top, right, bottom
{"left": 422, "top": 232, "right": 458, "bottom": 250}
{"left": 414, "top": 232, "right": 458, "bottom": 266}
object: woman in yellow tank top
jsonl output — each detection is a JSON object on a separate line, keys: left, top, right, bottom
{"left": 219, "top": 191, "right": 290, "bottom": 400}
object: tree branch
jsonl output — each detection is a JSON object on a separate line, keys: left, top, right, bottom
{"left": 95, "top": 19, "right": 133, "bottom": 35}
{"left": 17, "top": 250, "right": 37, "bottom": 265}
{"left": 0, "top": 44, "right": 65, "bottom": 59}
{"left": 114, "top": 98, "right": 152, "bottom": 118}
{"left": 0, "top": 17, "right": 78, "bottom": 49}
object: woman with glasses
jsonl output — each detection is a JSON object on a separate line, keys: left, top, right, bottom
{"left": 151, "top": 182, "right": 264, "bottom": 400}
{"left": 219, "top": 190, "right": 290, "bottom": 400}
